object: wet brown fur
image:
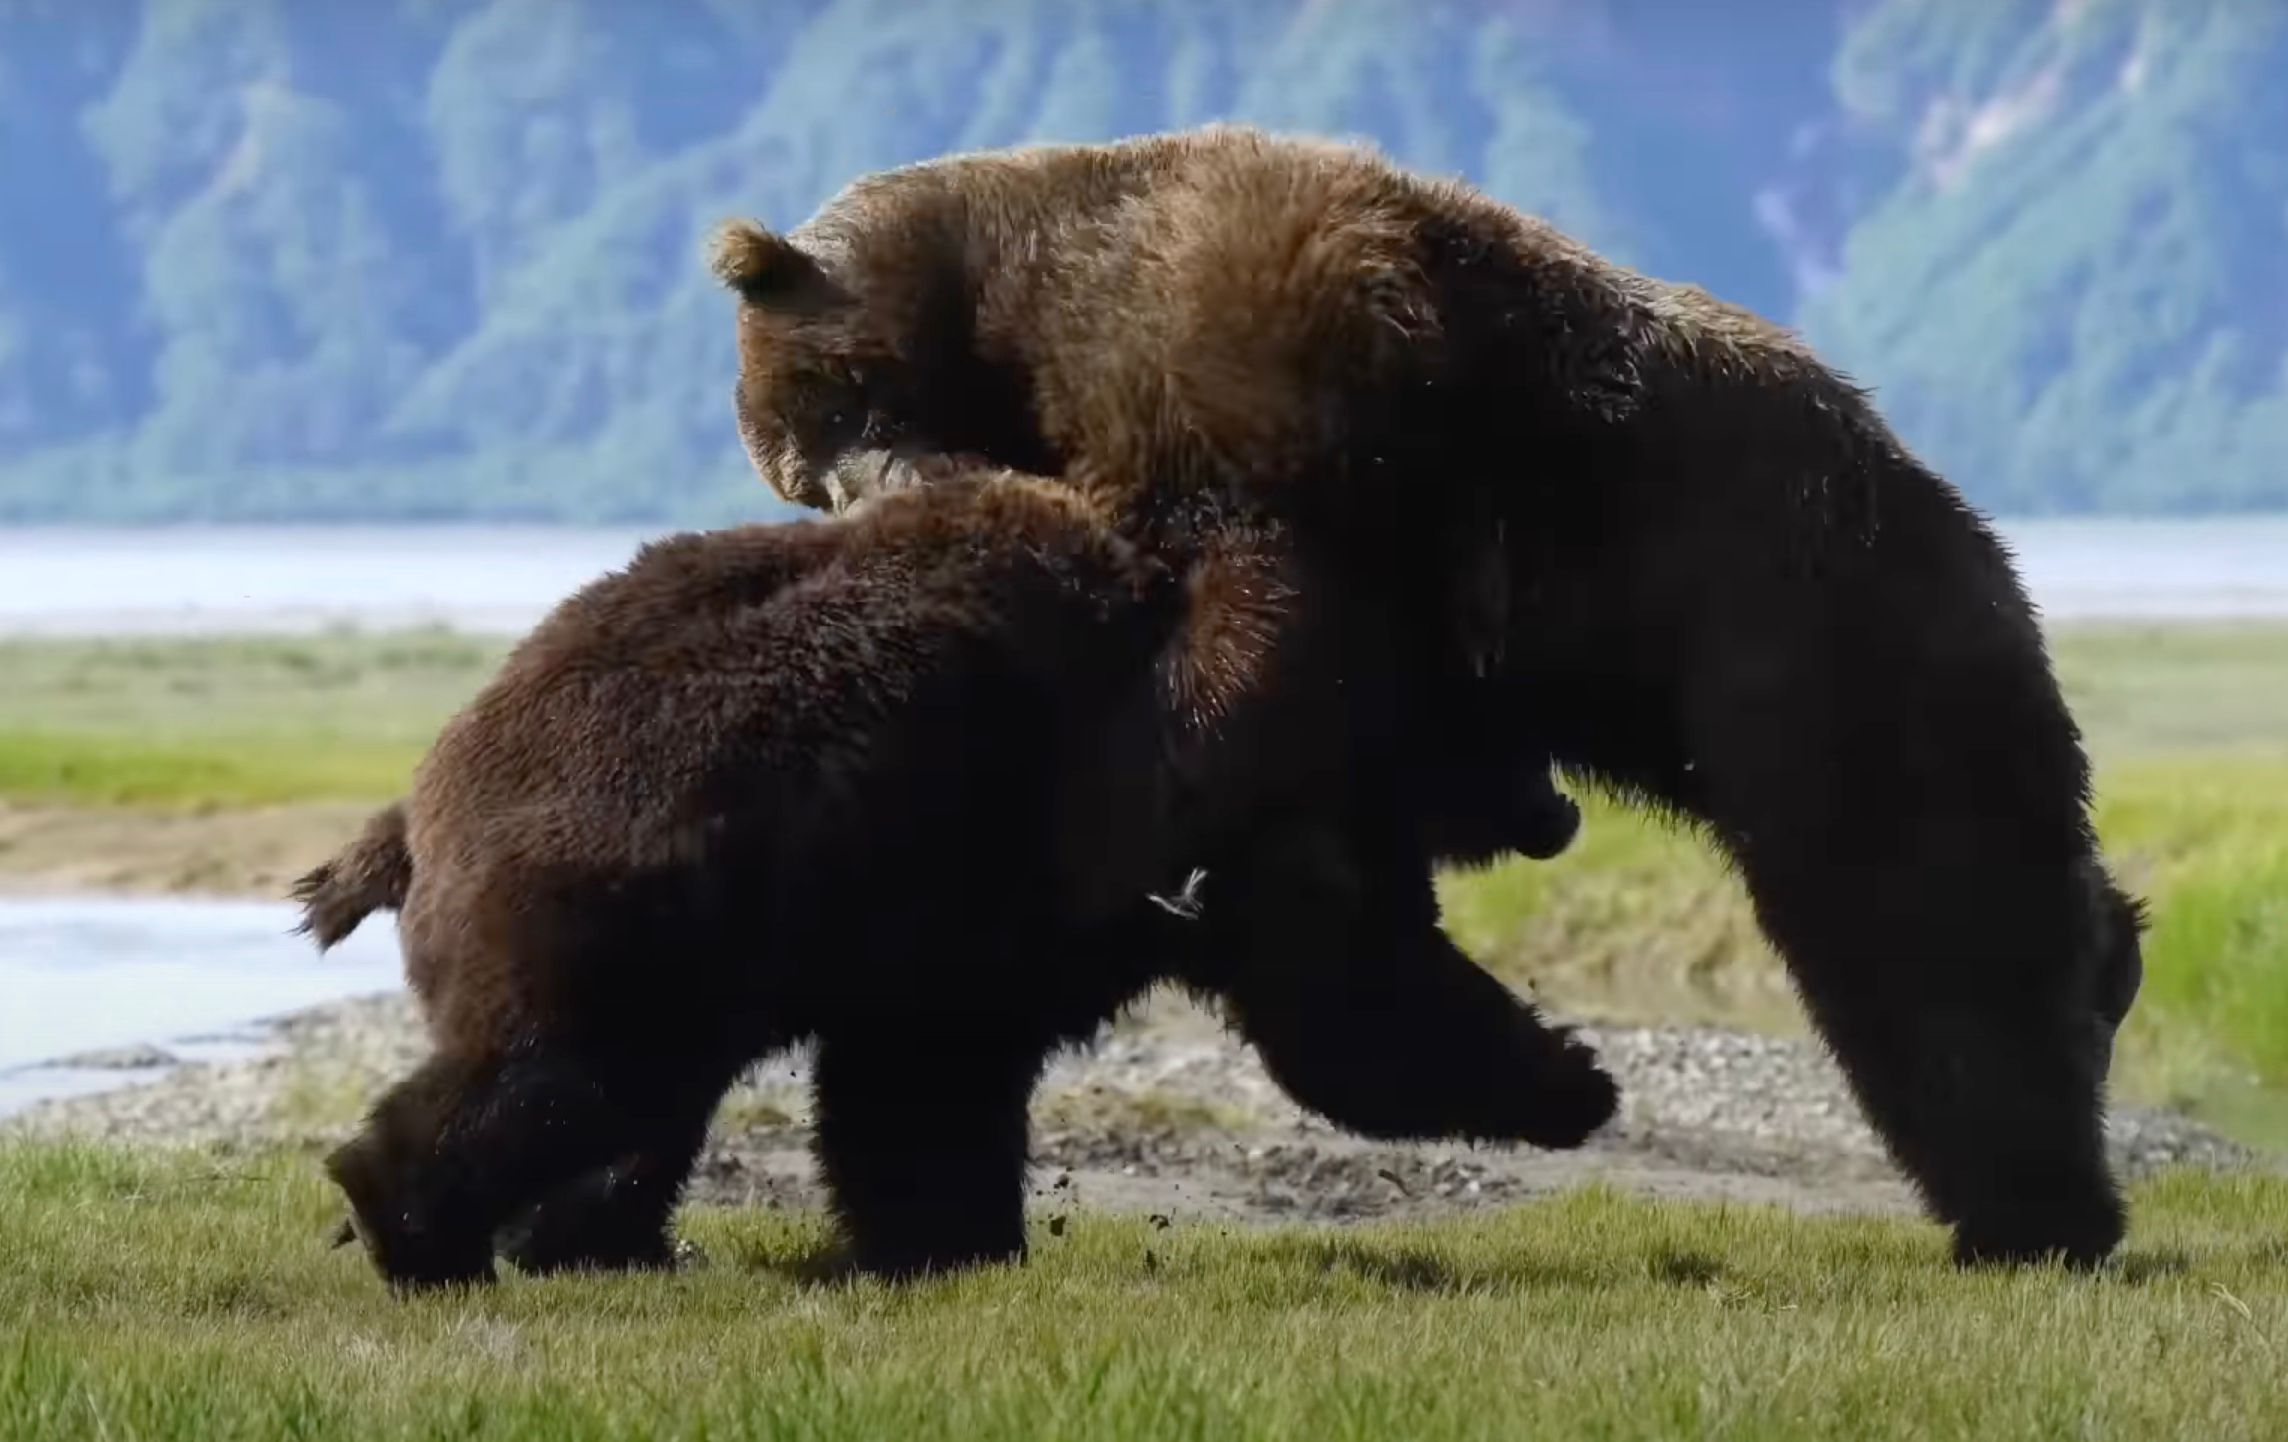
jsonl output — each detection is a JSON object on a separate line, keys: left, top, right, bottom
{"left": 713, "top": 124, "right": 2149, "bottom": 1269}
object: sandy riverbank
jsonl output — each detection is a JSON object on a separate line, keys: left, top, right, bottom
{"left": 0, "top": 802, "right": 371, "bottom": 899}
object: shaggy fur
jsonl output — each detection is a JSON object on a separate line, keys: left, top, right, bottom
{"left": 712, "top": 124, "right": 2149, "bottom": 1268}
{"left": 301, "top": 471, "right": 1615, "bottom": 1292}
{"left": 290, "top": 801, "right": 409, "bottom": 949}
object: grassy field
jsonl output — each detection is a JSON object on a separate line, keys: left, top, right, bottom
{"left": 0, "top": 629, "right": 503, "bottom": 807}
{"left": 3, "top": 622, "right": 2285, "bottom": 1140}
{"left": 2, "top": 629, "right": 2282, "bottom": 1439}
{"left": 0, "top": 1140, "right": 2282, "bottom": 1442}
{"left": 7, "top": 621, "right": 2278, "bottom": 805}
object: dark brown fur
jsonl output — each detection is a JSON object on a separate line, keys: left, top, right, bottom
{"left": 714, "top": 124, "right": 2148, "bottom": 1268}
{"left": 303, "top": 470, "right": 1615, "bottom": 1291}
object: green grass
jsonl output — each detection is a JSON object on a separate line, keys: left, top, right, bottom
{"left": 3, "top": 628, "right": 2282, "bottom": 1436}
{"left": 5, "top": 621, "right": 2277, "bottom": 808}
{"left": 2047, "top": 622, "right": 2288, "bottom": 762}
{"left": 1, "top": 1141, "right": 2282, "bottom": 1442}
{"left": 0, "top": 629, "right": 503, "bottom": 806}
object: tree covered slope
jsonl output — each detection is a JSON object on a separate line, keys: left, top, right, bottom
{"left": 0, "top": 0, "right": 2279, "bottom": 522}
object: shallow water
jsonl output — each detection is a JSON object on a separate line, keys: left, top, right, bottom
{"left": 1999, "top": 516, "right": 2288, "bottom": 621}
{"left": 0, "top": 525, "right": 662, "bottom": 637}
{"left": 2, "top": 517, "right": 2287, "bottom": 636}
{"left": 0, "top": 898, "right": 401, "bottom": 1116}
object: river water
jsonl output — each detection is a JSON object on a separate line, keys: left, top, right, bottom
{"left": 2, "top": 517, "right": 2287, "bottom": 636}
{"left": 0, "top": 899, "right": 400, "bottom": 1115}
{"left": 1, "top": 516, "right": 2283, "bottom": 1114}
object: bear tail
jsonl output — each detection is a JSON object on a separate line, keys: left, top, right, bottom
{"left": 291, "top": 801, "right": 412, "bottom": 951}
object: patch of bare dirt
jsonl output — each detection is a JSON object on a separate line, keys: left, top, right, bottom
{"left": 0, "top": 802, "right": 370, "bottom": 899}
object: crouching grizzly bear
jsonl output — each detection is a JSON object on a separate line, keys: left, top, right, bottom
{"left": 296, "top": 468, "right": 1615, "bottom": 1291}
{"left": 711, "top": 123, "right": 2149, "bottom": 1268}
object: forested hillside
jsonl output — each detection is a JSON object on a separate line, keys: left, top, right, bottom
{"left": 1, "top": 0, "right": 2281, "bottom": 523}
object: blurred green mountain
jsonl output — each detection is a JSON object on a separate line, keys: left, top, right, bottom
{"left": 0, "top": 0, "right": 2280, "bottom": 523}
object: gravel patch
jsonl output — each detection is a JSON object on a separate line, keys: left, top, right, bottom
{"left": 49, "top": 1042, "right": 179, "bottom": 1071}
{"left": 6, "top": 987, "right": 2261, "bottom": 1229}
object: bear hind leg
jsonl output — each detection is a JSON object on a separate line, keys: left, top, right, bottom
{"left": 807, "top": 1024, "right": 1047, "bottom": 1281}
{"left": 493, "top": 1076, "right": 732, "bottom": 1277}
{"left": 327, "top": 1044, "right": 688, "bottom": 1293}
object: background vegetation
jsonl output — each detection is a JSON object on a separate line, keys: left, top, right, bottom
{"left": 2, "top": 0, "right": 2283, "bottom": 523}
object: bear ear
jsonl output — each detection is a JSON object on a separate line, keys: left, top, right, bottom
{"left": 709, "top": 219, "right": 820, "bottom": 302}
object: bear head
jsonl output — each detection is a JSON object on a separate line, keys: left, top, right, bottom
{"left": 710, "top": 207, "right": 1062, "bottom": 516}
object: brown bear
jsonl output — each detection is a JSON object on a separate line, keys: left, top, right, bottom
{"left": 711, "top": 123, "right": 2149, "bottom": 1268}
{"left": 297, "top": 467, "right": 1617, "bottom": 1291}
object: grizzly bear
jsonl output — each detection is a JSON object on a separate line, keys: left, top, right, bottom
{"left": 711, "top": 123, "right": 2149, "bottom": 1268}
{"left": 297, "top": 468, "right": 1616, "bottom": 1290}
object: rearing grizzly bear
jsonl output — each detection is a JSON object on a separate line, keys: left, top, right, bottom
{"left": 712, "top": 124, "right": 2149, "bottom": 1268}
